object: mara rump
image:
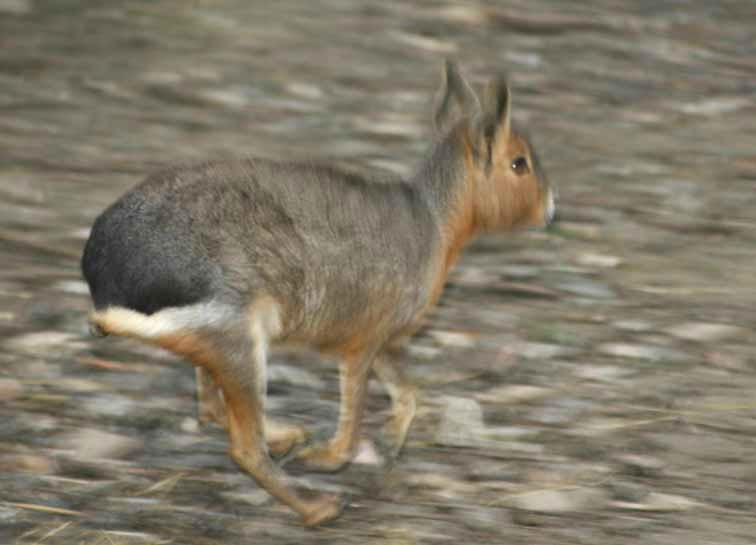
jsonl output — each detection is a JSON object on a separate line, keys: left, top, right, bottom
{"left": 81, "top": 60, "right": 556, "bottom": 526}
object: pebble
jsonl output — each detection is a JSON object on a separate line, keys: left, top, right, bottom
{"left": 609, "top": 481, "right": 649, "bottom": 503}
{"left": 616, "top": 453, "right": 665, "bottom": 477}
{"left": 353, "top": 439, "right": 383, "bottom": 466}
{"left": 574, "top": 365, "right": 631, "bottom": 382}
{"left": 83, "top": 394, "right": 139, "bottom": 418}
{"left": 612, "top": 319, "right": 654, "bottom": 332}
{"left": 435, "top": 396, "right": 485, "bottom": 448}
{"left": 406, "top": 344, "right": 441, "bottom": 360}
{"left": 56, "top": 378, "right": 103, "bottom": 393}
{"left": 510, "top": 487, "right": 607, "bottom": 514}
{"left": 267, "top": 364, "right": 325, "bottom": 390}
{"left": 406, "top": 472, "right": 474, "bottom": 499}
{"left": 0, "top": 378, "right": 23, "bottom": 401}
{"left": 499, "top": 265, "right": 539, "bottom": 279}
{"left": 198, "top": 88, "right": 249, "bottom": 109}
{"left": 0, "top": 0, "right": 31, "bottom": 15}
{"left": 528, "top": 398, "right": 593, "bottom": 425}
{"left": 519, "top": 342, "right": 578, "bottom": 360}
{"left": 462, "top": 506, "right": 511, "bottom": 532}
{"left": 429, "top": 330, "right": 478, "bottom": 348}
{"left": 677, "top": 97, "right": 749, "bottom": 116}
{"left": 438, "top": 5, "right": 486, "bottom": 25}
{"left": 598, "top": 343, "right": 686, "bottom": 362}
{"left": 60, "top": 428, "right": 143, "bottom": 460}
{"left": 613, "top": 492, "right": 701, "bottom": 512}
{"left": 576, "top": 253, "right": 622, "bottom": 268}
{"left": 554, "top": 222, "right": 602, "bottom": 240}
{"left": 390, "top": 31, "right": 457, "bottom": 54}
{"left": 180, "top": 417, "right": 200, "bottom": 434}
{"left": 664, "top": 322, "right": 744, "bottom": 343}
{"left": 557, "top": 279, "right": 615, "bottom": 299}
{"left": 704, "top": 351, "right": 748, "bottom": 371}
{"left": 5, "top": 331, "right": 79, "bottom": 355}
{"left": 53, "top": 280, "right": 90, "bottom": 295}
{"left": 220, "top": 490, "right": 271, "bottom": 507}
{"left": 476, "top": 385, "right": 552, "bottom": 404}
{"left": 505, "top": 51, "right": 543, "bottom": 68}
{"left": 285, "top": 82, "right": 323, "bottom": 100}
{"left": 0, "top": 453, "right": 56, "bottom": 473}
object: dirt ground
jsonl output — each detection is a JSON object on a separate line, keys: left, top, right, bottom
{"left": 1, "top": 1, "right": 755, "bottom": 543}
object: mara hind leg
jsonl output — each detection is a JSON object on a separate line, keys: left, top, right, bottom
{"left": 195, "top": 367, "right": 306, "bottom": 457}
{"left": 373, "top": 348, "right": 417, "bottom": 458}
{"left": 90, "top": 302, "right": 341, "bottom": 525}
{"left": 213, "top": 334, "right": 341, "bottom": 526}
{"left": 293, "top": 345, "right": 376, "bottom": 472}
{"left": 196, "top": 367, "right": 227, "bottom": 427}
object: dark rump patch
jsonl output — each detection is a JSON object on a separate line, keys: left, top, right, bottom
{"left": 81, "top": 190, "right": 217, "bottom": 315}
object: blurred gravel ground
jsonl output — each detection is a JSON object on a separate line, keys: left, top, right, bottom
{"left": 1, "top": 1, "right": 755, "bottom": 544}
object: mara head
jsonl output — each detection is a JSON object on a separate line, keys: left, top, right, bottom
{"left": 433, "top": 60, "right": 555, "bottom": 232}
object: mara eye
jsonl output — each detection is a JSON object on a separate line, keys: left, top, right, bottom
{"left": 511, "top": 156, "right": 529, "bottom": 175}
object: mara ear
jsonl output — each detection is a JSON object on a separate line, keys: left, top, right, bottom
{"left": 433, "top": 60, "right": 481, "bottom": 134}
{"left": 482, "top": 76, "right": 512, "bottom": 146}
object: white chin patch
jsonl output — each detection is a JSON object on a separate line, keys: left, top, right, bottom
{"left": 545, "top": 189, "right": 556, "bottom": 224}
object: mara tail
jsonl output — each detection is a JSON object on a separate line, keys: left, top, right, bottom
{"left": 89, "top": 301, "right": 238, "bottom": 339}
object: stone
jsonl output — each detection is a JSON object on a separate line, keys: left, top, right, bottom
{"left": 0, "top": 454, "right": 56, "bottom": 473}
{"left": 406, "top": 472, "right": 474, "bottom": 499}
{"left": 476, "top": 385, "right": 552, "bottom": 404}
{"left": 285, "top": 82, "right": 323, "bottom": 100}
{"left": 613, "top": 492, "right": 701, "bottom": 512}
{"left": 438, "top": 5, "right": 486, "bottom": 25}
{"left": 435, "top": 396, "right": 485, "bottom": 448}
{"left": 406, "top": 344, "right": 441, "bottom": 360}
{"left": 0, "top": 378, "right": 23, "bottom": 401}
{"left": 576, "top": 253, "right": 622, "bottom": 268}
{"left": 390, "top": 31, "right": 457, "bottom": 54}
{"left": 61, "top": 428, "right": 142, "bottom": 460}
{"left": 609, "top": 481, "right": 649, "bottom": 503}
{"left": 54, "top": 280, "right": 90, "bottom": 295}
{"left": 199, "top": 88, "right": 249, "bottom": 109}
{"left": 221, "top": 490, "right": 270, "bottom": 507}
{"left": 598, "top": 343, "right": 686, "bottom": 362}
{"left": 612, "top": 320, "right": 654, "bottom": 332}
{"left": 677, "top": 97, "right": 749, "bottom": 116}
{"left": 0, "top": 0, "right": 31, "bottom": 15}
{"left": 616, "top": 453, "right": 665, "bottom": 477}
{"left": 56, "top": 378, "right": 103, "bottom": 393}
{"left": 574, "top": 365, "right": 631, "bottom": 382}
{"left": 557, "top": 279, "right": 615, "bottom": 299}
{"left": 267, "top": 364, "right": 325, "bottom": 390}
{"left": 704, "top": 351, "right": 748, "bottom": 371}
{"left": 511, "top": 487, "right": 607, "bottom": 513}
{"left": 180, "top": 417, "right": 200, "bottom": 434}
{"left": 519, "top": 342, "right": 577, "bottom": 360}
{"left": 5, "top": 331, "right": 79, "bottom": 356}
{"left": 665, "top": 322, "right": 745, "bottom": 343}
{"left": 83, "top": 394, "right": 139, "bottom": 418}
{"left": 353, "top": 439, "right": 383, "bottom": 466}
{"left": 429, "top": 330, "right": 478, "bottom": 348}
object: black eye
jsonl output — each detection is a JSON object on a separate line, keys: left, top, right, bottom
{"left": 511, "top": 156, "right": 529, "bottom": 175}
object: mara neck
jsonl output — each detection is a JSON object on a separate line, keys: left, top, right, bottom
{"left": 409, "top": 127, "right": 480, "bottom": 274}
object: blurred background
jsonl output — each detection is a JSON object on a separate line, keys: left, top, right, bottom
{"left": 1, "top": 1, "right": 755, "bottom": 543}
